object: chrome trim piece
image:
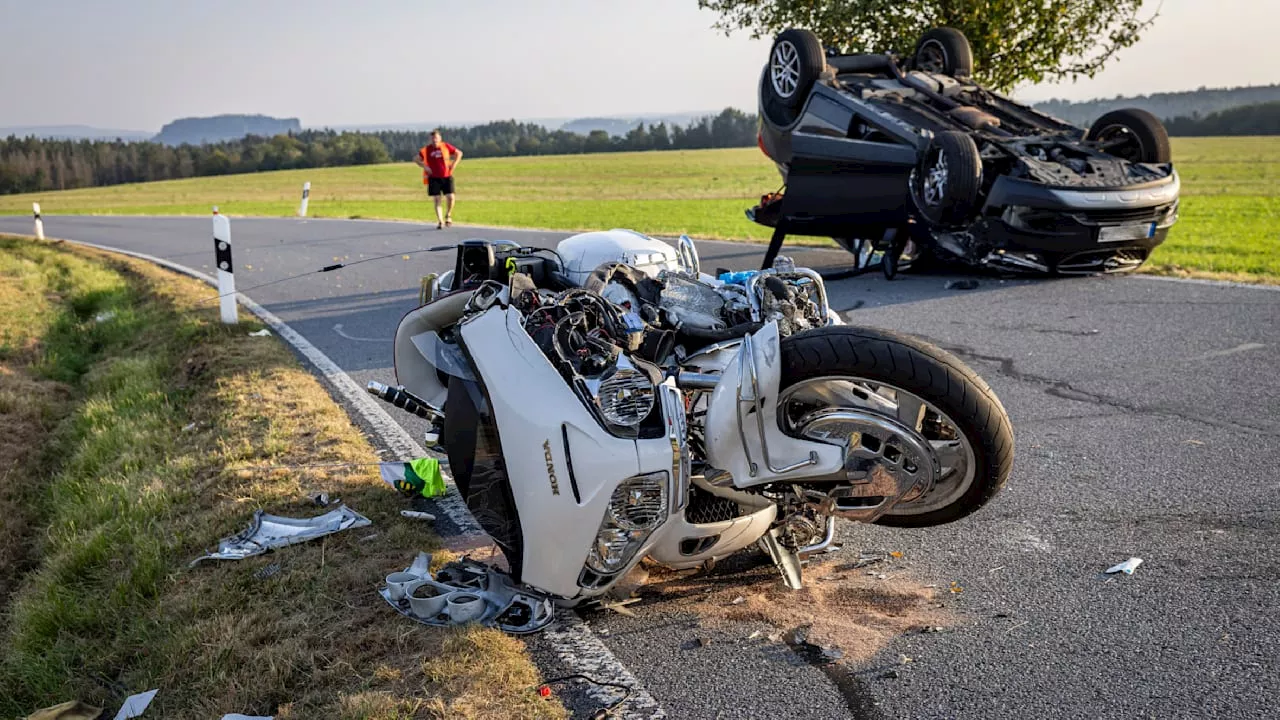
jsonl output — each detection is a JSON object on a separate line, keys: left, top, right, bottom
{"left": 797, "top": 515, "right": 837, "bottom": 558}
{"left": 737, "top": 334, "right": 819, "bottom": 477}
{"left": 660, "top": 382, "right": 691, "bottom": 512}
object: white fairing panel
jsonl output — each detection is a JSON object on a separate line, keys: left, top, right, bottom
{"left": 703, "top": 321, "right": 845, "bottom": 488}
{"left": 458, "top": 307, "right": 668, "bottom": 599}
{"left": 393, "top": 292, "right": 474, "bottom": 408}
{"left": 557, "top": 229, "right": 682, "bottom": 286}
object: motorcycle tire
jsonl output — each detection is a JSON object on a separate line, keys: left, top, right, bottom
{"left": 779, "top": 326, "right": 1014, "bottom": 527}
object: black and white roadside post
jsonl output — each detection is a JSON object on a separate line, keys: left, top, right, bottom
{"left": 298, "top": 181, "right": 311, "bottom": 217}
{"left": 212, "top": 206, "right": 238, "bottom": 324}
{"left": 33, "top": 202, "right": 44, "bottom": 240}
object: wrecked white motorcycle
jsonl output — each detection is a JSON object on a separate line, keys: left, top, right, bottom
{"left": 369, "top": 230, "right": 1013, "bottom": 633}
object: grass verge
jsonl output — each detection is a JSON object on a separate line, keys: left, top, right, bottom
{"left": 1, "top": 138, "right": 1277, "bottom": 283}
{"left": 0, "top": 234, "right": 563, "bottom": 719}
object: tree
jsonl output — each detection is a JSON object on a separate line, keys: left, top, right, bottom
{"left": 696, "top": 0, "right": 1157, "bottom": 90}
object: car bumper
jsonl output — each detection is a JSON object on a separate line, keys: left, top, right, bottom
{"left": 974, "top": 172, "right": 1180, "bottom": 273}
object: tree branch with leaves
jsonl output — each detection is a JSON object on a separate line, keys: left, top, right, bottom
{"left": 698, "top": 0, "right": 1157, "bottom": 90}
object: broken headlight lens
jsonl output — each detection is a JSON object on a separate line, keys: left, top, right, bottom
{"left": 584, "top": 471, "right": 669, "bottom": 575}
{"left": 596, "top": 366, "right": 656, "bottom": 428}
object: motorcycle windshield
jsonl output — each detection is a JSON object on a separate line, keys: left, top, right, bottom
{"left": 409, "top": 330, "right": 476, "bottom": 381}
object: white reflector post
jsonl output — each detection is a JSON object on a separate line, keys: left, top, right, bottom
{"left": 33, "top": 202, "right": 44, "bottom": 240}
{"left": 298, "top": 181, "right": 311, "bottom": 217}
{"left": 212, "top": 208, "right": 238, "bottom": 324}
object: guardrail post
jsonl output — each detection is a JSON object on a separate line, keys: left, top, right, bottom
{"left": 33, "top": 203, "right": 44, "bottom": 239}
{"left": 212, "top": 207, "right": 238, "bottom": 324}
{"left": 298, "top": 181, "right": 311, "bottom": 217}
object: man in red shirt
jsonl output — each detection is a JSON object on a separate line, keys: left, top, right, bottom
{"left": 415, "top": 130, "right": 463, "bottom": 229}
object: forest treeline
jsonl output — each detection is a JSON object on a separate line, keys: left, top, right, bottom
{"left": 0, "top": 109, "right": 757, "bottom": 195}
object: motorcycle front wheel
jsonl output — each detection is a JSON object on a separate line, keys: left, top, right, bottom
{"left": 778, "top": 326, "right": 1014, "bottom": 527}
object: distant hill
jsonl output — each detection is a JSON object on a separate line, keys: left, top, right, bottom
{"left": 1031, "top": 84, "right": 1280, "bottom": 127}
{"left": 154, "top": 114, "right": 301, "bottom": 146}
{"left": 1165, "top": 100, "right": 1280, "bottom": 136}
{"left": 0, "top": 125, "right": 152, "bottom": 141}
{"left": 559, "top": 112, "right": 713, "bottom": 137}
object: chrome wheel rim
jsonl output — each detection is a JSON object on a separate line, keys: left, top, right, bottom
{"left": 779, "top": 376, "right": 976, "bottom": 516}
{"left": 770, "top": 40, "right": 801, "bottom": 98}
{"left": 922, "top": 149, "right": 949, "bottom": 207}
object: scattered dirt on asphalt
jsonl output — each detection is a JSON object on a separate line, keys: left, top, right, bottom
{"left": 643, "top": 554, "right": 950, "bottom": 663}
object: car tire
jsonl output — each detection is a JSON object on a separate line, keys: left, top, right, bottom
{"left": 765, "top": 29, "right": 825, "bottom": 111}
{"left": 915, "top": 131, "right": 982, "bottom": 226}
{"left": 913, "top": 28, "right": 974, "bottom": 78}
{"left": 1086, "top": 108, "right": 1172, "bottom": 164}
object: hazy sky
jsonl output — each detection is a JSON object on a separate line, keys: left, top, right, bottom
{"left": 0, "top": 0, "right": 1276, "bottom": 130}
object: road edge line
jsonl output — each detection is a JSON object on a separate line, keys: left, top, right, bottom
{"left": 44, "top": 235, "right": 666, "bottom": 719}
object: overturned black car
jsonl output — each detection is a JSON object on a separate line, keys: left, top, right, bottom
{"left": 750, "top": 27, "right": 1180, "bottom": 277}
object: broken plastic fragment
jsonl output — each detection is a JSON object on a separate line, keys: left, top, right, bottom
{"left": 190, "top": 505, "right": 371, "bottom": 566}
{"left": 1105, "top": 557, "right": 1143, "bottom": 575}
{"left": 112, "top": 689, "right": 158, "bottom": 720}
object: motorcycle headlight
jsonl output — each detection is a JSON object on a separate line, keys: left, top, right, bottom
{"left": 585, "top": 471, "right": 668, "bottom": 575}
{"left": 596, "top": 366, "right": 655, "bottom": 428}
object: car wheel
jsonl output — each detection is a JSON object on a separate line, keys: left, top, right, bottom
{"left": 913, "top": 28, "right": 974, "bottom": 78}
{"left": 766, "top": 29, "right": 825, "bottom": 110}
{"left": 1086, "top": 108, "right": 1172, "bottom": 164}
{"left": 915, "top": 131, "right": 982, "bottom": 226}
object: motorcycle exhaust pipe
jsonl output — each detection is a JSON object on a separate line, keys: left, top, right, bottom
{"left": 366, "top": 381, "right": 442, "bottom": 422}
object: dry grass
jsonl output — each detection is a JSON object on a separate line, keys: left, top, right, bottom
{"left": 0, "top": 235, "right": 563, "bottom": 720}
{"left": 645, "top": 554, "right": 949, "bottom": 664}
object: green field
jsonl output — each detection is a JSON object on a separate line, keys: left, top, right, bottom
{"left": 2, "top": 138, "right": 1277, "bottom": 281}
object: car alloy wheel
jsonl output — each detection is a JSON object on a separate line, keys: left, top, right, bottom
{"left": 771, "top": 40, "right": 801, "bottom": 99}
{"left": 922, "top": 149, "right": 949, "bottom": 207}
{"left": 1092, "top": 124, "right": 1147, "bottom": 164}
{"left": 916, "top": 40, "right": 947, "bottom": 74}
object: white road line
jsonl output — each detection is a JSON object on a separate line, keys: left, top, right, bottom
{"left": 333, "top": 322, "right": 392, "bottom": 343}
{"left": 47, "top": 235, "right": 665, "bottom": 719}
{"left": 1136, "top": 274, "right": 1280, "bottom": 292}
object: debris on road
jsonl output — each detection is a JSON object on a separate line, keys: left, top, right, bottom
{"left": 112, "top": 689, "right": 158, "bottom": 720}
{"left": 190, "top": 504, "right": 371, "bottom": 566}
{"left": 1105, "top": 557, "right": 1144, "bottom": 575}
{"left": 381, "top": 551, "right": 556, "bottom": 633}
{"left": 945, "top": 280, "right": 980, "bottom": 290}
{"left": 247, "top": 328, "right": 272, "bottom": 337}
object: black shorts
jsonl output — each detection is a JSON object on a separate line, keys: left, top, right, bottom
{"left": 427, "top": 176, "right": 455, "bottom": 196}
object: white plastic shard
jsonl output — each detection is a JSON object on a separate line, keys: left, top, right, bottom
{"left": 190, "top": 505, "right": 371, "bottom": 566}
{"left": 112, "top": 689, "right": 158, "bottom": 720}
{"left": 1105, "top": 557, "right": 1144, "bottom": 575}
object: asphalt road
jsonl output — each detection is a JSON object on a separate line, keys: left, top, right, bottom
{"left": 4, "top": 215, "right": 1277, "bottom": 720}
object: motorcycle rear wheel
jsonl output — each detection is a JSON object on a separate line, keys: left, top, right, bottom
{"left": 778, "top": 326, "right": 1013, "bottom": 527}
